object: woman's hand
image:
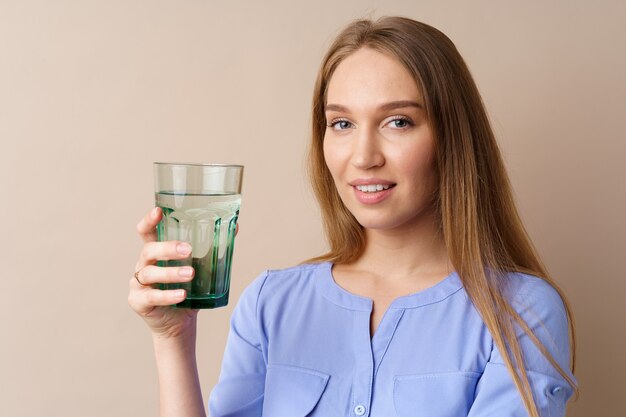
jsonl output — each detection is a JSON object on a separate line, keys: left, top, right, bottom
{"left": 128, "top": 207, "right": 199, "bottom": 339}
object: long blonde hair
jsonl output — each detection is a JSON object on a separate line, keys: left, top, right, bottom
{"left": 305, "top": 16, "right": 578, "bottom": 416}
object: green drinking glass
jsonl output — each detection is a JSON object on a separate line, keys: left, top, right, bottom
{"left": 154, "top": 163, "right": 244, "bottom": 309}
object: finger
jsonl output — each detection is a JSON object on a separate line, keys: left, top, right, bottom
{"left": 136, "top": 207, "right": 162, "bottom": 242}
{"left": 137, "top": 265, "right": 194, "bottom": 285}
{"left": 139, "top": 241, "right": 192, "bottom": 265}
{"left": 128, "top": 288, "right": 187, "bottom": 313}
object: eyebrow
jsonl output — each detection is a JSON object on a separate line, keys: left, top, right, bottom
{"left": 325, "top": 100, "right": 423, "bottom": 112}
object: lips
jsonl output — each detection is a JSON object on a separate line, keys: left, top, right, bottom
{"left": 347, "top": 178, "right": 397, "bottom": 204}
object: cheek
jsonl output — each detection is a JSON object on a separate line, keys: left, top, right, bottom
{"left": 323, "top": 140, "right": 341, "bottom": 179}
{"left": 412, "top": 160, "right": 437, "bottom": 195}
{"left": 398, "top": 145, "right": 437, "bottom": 188}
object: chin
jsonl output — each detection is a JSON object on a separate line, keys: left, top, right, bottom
{"left": 353, "top": 215, "right": 410, "bottom": 231}
{"left": 351, "top": 206, "right": 434, "bottom": 233}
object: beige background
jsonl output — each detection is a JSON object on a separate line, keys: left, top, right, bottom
{"left": 1, "top": 0, "right": 624, "bottom": 416}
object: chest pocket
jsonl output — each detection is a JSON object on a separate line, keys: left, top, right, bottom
{"left": 393, "top": 371, "right": 481, "bottom": 417}
{"left": 263, "top": 364, "right": 329, "bottom": 417}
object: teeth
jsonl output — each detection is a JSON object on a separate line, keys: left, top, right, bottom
{"left": 356, "top": 184, "right": 391, "bottom": 193}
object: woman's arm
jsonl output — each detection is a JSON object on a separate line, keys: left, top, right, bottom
{"left": 467, "top": 274, "right": 577, "bottom": 416}
{"left": 129, "top": 208, "right": 207, "bottom": 417}
{"left": 153, "top": 323, "right": 206, "bottom": 417}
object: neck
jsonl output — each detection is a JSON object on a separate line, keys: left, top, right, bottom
{"left": 351, "top": 211, "right": 452, "bottom": 280}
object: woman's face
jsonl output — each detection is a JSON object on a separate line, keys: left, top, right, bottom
{"left": 323, "top": 47, "right": 437, "bottom": 232}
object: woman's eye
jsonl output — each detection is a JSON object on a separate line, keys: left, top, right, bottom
{"left": 386, "top": 117, "right": 413, "bottom": 129}
{"left": 328, "top": 119, "right": 353, "bottom": 130}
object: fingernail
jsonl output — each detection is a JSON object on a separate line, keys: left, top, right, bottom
{"left": 151, "top": 207, "right": 159, "bottom": 219}
{"left": 179, "top": 267, "right": 194, "bottom": 277}
{"left": 177, "top": 243, "right": 192, "bottom": 255}
{"left": 176, "top": 290, "right": 186, "bottom": 298}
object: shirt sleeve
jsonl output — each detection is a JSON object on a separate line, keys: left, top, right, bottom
{"left": 207, "top": 271, "right": 269, "bottom": 417}
{"left": 467, "top": 275, "right": 577, "bottom": 417}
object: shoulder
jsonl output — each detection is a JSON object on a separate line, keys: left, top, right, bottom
{"left": 502, "top": 271, "right": 568, "bottom": 317}
{"left": 236, "top": 262, "right": 327, "bottom": 313}
{"left": 264, "top": 262, "right": 325, "bottom": 286}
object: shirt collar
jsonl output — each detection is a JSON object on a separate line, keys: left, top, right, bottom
{"left": 315, "top": 261, "right": 463, "bottom": 311}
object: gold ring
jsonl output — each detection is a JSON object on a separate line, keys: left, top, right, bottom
{"left": 134, "top": 269, "right": 148, "bottom": 287}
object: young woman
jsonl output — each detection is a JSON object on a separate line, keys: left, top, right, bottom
{"left": 129, "top": 16, "right": 578, "bottom": 417}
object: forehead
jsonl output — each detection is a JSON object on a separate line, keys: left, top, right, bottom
{"left": 326, "top": 47, "right": 422, "bottom": 106}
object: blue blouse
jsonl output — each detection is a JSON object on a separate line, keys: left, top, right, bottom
{"left": 208, "top": 262, "right": 575, "bottom": 416}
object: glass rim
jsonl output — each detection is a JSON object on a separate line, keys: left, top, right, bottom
{"left": 154, "top": 162, "right": 244, "bottom": 168}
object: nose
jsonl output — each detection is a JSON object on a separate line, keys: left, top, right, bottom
{"left": 351, "top": 127, "right": 385, "bottom": 170}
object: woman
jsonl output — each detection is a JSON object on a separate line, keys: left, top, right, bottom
{"left": 129, "top": 16, "right": 578, "bottom": 416}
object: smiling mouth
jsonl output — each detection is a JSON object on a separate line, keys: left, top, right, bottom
{"left": 354, "top": 184, "right": 396, "bottom": 193}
